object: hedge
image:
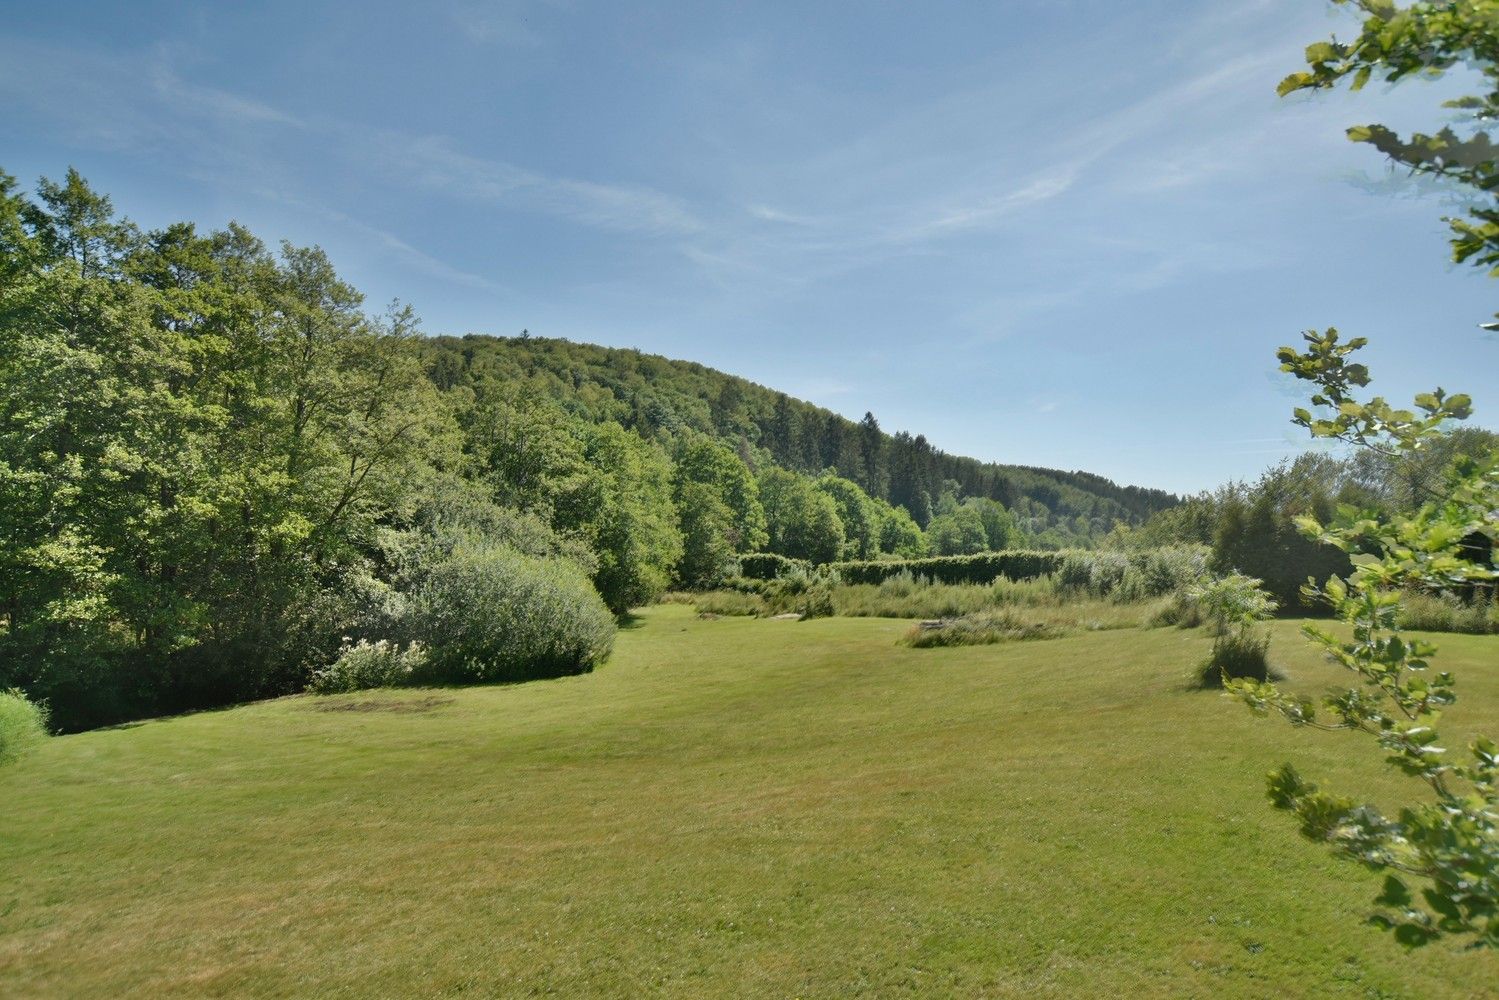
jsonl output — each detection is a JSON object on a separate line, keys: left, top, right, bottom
{"left": 829, "top": 551, "right": 1068, "bottom": 586}
{"left": 736, "top": 552, "right": 811, "bottom": 580}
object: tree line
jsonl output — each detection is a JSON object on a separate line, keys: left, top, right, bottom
{"left": 1109, "top": 430, "right": 1498, "bottom": 609}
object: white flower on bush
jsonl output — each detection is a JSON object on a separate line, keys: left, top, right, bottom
{"left": 309, "top": 639, "right": 429, "bottom": 694}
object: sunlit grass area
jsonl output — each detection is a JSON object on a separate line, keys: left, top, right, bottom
{"left": 3, "top": 605, "right": 1496, "bottom": 998}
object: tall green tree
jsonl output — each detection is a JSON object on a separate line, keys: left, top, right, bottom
{"left": 759, "top": 467, "right": 845, "bottom": 564}
{"left": 815, "top": 473, "right": 879, "bottom": 560}
{"left": 580, "top": 423, "right": 682, "bottom": 612}
{"left": 671, "top": 436, "right": 767, "bottom": 585}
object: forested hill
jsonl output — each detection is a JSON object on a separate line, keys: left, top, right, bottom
{"left": 423, "top": 334, "right": 1179, "bottom": 543}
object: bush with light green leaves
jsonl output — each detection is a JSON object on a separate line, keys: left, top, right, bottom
{"left": 403, "top": 546, "right": 616, "bottom": 685}
{"left": 0, "top": 689, "right": 49, "bottom": 765}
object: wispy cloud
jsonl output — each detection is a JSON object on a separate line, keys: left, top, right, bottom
{"left": 890, "top": 170, "right": 1079, "bottom": 243}
{"left": 0, "top": 33, "right": 703, "bottom": 273}
{"left": 253, "top": 189, "right": 512, "bottom": 294}
{"left": 448, "top": 0, "right": 566, "bottom": 47}
{"left": 145, "top": 64, "right": 303, "bottom": 128}
{"left": 385, "top": 134, "right": 704, "bottom": 236}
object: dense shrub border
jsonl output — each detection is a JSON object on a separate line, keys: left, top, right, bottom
{"left": 735, "top": 553, "right": 811, "bottom": 580}
{"left": 829, "top": 551, "right": 1066, "bottom": 586}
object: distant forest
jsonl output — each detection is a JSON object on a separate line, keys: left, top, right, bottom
{"left": 424, "top": 334, "right": 1179, "bottom": 547}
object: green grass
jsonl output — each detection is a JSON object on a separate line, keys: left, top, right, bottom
{"left": 3, "top": 606, "right": 1497, "bottom": 997}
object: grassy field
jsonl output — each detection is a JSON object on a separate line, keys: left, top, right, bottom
{"left": 3, "top": 607, "right": 1497, "bottom": 998}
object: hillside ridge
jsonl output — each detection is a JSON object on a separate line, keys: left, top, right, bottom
{"left": 424, "top": 333, "right": 1179, "bottom": 540}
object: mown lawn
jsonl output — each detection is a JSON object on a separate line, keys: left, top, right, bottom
{"left": 3, "top": 606, "right": 1497, "bottom": 998}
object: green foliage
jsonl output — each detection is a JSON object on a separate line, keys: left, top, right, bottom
{"left": 463, "top": 395, "right": 681, "bottom": 613}
{"left": 758, "top": 467, "right": 844, "bottom": 564}
{"left": 902, "top": 609, "right": 1070, "bottom": 647}
{"left": 0, "top": 170, "right": 458, "bottom": 729}
{"left": 579, "top": 423, "right": 682, "bottom": 612}
{"left": 735, "top": 552, "right": 810, "bottom": 580}
{"left": 759, "top": 566, "right": 841, "bottom": 619}
{"left": 672, "top": 437, "right": 767, "bottom": 587}
{"left": 424, "top": 334, "right": 1179, "bottom": 534}
{"left": 875, "top": 500, "right": 928, "bottom": 558}
{"left": 1398, "top": 590, "right": 1499, "bottom": 634}
{"left": 814, "top": 474, "right": 879, "bottom": 560}
{"left": 833, "top": 576, "right": 1026, "bottom": 620}
{"left": 403, "top": 546, "right": 616, "bottom": 685}
{"left": 1059, "top": 546, "right": 1211, "bottom": 602}
{"left": 965, "top": 497, "right": 1019, "bottom": 551}
{"left": 926, "top": 506, "right": 989, "bottom": 555}
{"left": 832, "top": 551, "right": 1067, "bottom": 586}
{"left": 1190, "top": 573, "right": 1280, "bottom": 636}
{"left": 1058, "top": 550, "right": 1129, "bottom": 596}
{"left": 1227, "top": 335, "right": 1499, "bottom": 948}
{"left": 0, "top": 688, "right": 48, "bottom": 765}
{"left": 828, "top": 570, "right": 1170, "bottom": 628}
{"left": 308, "top": 640, "right": 430, "bottom": 694}
{"left": 1183, "top": 573, "right": 1278, "bottom": 688}
{"left": 1208, "top": 457, "right": 1356, "bottom": 609}
{"left": 692, "top": 590, "right": 766, "bottom": 617}
{"left": 1278, "top": 0, "right": 1499, "bottom": 285}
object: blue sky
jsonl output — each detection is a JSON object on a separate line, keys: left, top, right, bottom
{"left": 3, "top": 0, "right": 1495, "bottom": 495}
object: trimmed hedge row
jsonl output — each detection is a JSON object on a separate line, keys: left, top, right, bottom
{"left": 736, "top": 552, "right": 811, "bottom": 580}
{"left": 829, "top": 551, "right": 1067, "bottom": 586}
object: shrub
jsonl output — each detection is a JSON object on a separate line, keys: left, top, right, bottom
{"left": 403, "top": 547, "right": 616, "bottom": 684}
{"left": 876, "top": 569, "right": 923, "bottom": 599}
{"left": 736, "top": 553, "right": 810, "bottom": 580}
{"left": 1088, "top": 551, "right": 1132, "bottom": 596}
{"left": 1138, "top": 545, "right": 1210, "bottom": 596}
{"left": 1149, "top": 589, "right": 1205, "bottom": 629}
{"left": 1196, "top": 630, "right": 1275, "bottom": 688}
{"left": 902, "top": 609, "right": 1070, "bottom": 648}
{"left": 784, "top": 584, "right": 836, "bottom": 620}
{"left": 693, "top": 590, "right": 766, "bottom": 616}
{"left": 309, "top": 640, "right": 430, "bottom": 694}
{"left": 831, "top": 551, "right": 1066, "bottom": 587}
{"left": 760, "top": 567, "right": 840, "bottom": 619}
{"left": 987, "top": 575, "right": 1061, "bottom": 605}
{"left": 1187, "top": 573, "right": 1278, "bottom": 688}
{"left": 0, "top": 689, "right": 49, "bottom": 765}
{"left": 1058, "top": 546, "right": 1209, "bottom": 602}
{"left": 1398, "top": 591, "right": 1498, "bottom": 635}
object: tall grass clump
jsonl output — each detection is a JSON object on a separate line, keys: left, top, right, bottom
{"left": 902, "top": 609, "right": 1071, "bottom": 648}
{"left": 1397, "top": 590, "right": 1498, "bottom": 635}
{"left": 693, "top": 590, "right": 766, "bottom": 616}
{"left": 0, "top": 689, "right": 49, "bottom": 765}
{"left": 404, "top": 547, "right": 616, "bottom": 684}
